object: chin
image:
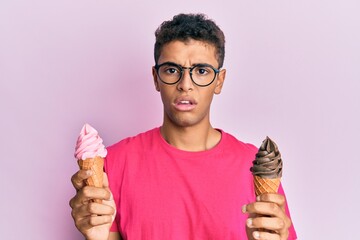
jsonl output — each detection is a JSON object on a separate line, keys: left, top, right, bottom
{"left": 171, "top": 115, "right": 206, "bottom": 128}
{"left": 172, "top": 119, "right": 195, "bottom": 128}
{"left": 165, "top": 109, "right": 208, "bottom": 128}
{"left": 176, "top": 121, "right": 197, "bottom": 128}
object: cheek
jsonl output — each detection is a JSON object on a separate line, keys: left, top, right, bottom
{"left": 203, "top": 88, "right": 216, "bottom": 100}
{"left": 198, "top": 91, "right": 215, "bottom": 109}
{"left": 159, "top": 89, "right": 173, "bottom": 107}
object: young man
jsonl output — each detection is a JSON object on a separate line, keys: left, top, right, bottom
{"left": 70, "top": 13, "right": 297, "bottom": 240}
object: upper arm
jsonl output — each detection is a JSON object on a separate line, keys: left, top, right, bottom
{"left": 108, "top": 232, "right": 122, "bottom": 240}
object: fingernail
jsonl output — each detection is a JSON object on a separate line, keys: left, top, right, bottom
{"left": 86, "top": 170, "right": 92, "bottom": 176}
{"left": 242, "top": 205, "right": 247, "bottom": 213}
{"left": 253, "top": 231, "right": 260, "bottom": 239}
{"left": 256, "top": 195, "right": 261, "bottom": 201}
{"left": 246, "top": 218, "right": 253, "bottom": 227}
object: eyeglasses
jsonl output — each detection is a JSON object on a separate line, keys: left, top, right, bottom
{"left": 154, "top": 62, "right": 220, "bottom": 87}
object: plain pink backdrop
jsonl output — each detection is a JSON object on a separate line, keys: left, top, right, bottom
{"left": 1, "top": 0, "right": 359, "bottom": 239}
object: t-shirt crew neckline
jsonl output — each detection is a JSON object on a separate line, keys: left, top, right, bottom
{"left": 155, "top": 127, "right": 225, "bottom": 158}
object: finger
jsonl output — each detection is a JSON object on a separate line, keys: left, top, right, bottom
{"left": 257, "top": 193, "right": 286, "bottom": 212}
{"left": 76, "top": 214, "right": 114, "bottom": 230}
{"left": 252, "top": 230, "right": 280, "bottom": 240}
{"left": 243, "top": 202, "right": 283, "bottom": 218}
{"left": 76, "top": 202, "right": 116, "bottom": 218}
{"left": 69, "top": 196, "right": 77, "bottom": 209}
{"left": 247, "top": 216, "right": 285, "bottom": 231}
{"left": 71, "top": 170, "right": 93, "bottom": 190}
{"left": 71, "top": 186, "right": 111, "bottom": 208}
{"left": 103, "top": 191, "right": 115, "bottom": 207}
{"left": 82, "top": 186, "right": 112, "bottom": 201}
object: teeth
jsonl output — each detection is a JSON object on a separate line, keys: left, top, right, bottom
{"left": 180, "top": 100, "right": 190, "bottom": 104}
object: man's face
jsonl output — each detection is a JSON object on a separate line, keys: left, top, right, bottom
{"left": 152, "top": 39, "right": 226, "bottom": 128}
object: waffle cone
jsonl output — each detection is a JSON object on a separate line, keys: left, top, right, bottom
{"left": 78, "top": 156, "right": 104, "bottom": 203}
{"left": 253, "top": 175, "right": 281, "bottom": 196}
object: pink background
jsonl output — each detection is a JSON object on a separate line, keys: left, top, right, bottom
{"left": 1, "top": 0, "right": 359, "bottom": 239}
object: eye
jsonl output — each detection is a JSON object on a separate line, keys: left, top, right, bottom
{"left": 161, "top": 65, "right": 180, "bottom": 75}
{"left": 166, "top": 67, "right": 178, "bottom": 74}
{"left": 194, "top": 66, "right": 211, "bottom": 75}
{"left": 198, "top": 68, "right": 209, "bottom": 75}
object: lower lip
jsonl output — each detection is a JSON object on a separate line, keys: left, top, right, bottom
{"left": 174, "top": 103, "right": 196, "bottom": 111}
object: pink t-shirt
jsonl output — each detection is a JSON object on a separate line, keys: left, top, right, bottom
{"left": 105, "top": 128, "right": 297, "bottom": 239}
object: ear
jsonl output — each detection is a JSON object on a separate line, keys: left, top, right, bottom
{"left": 214, "top": 69, "right": 226, "bottom": 95}
{"left": 152, "top": 66, "right": 160, "bottom": 92}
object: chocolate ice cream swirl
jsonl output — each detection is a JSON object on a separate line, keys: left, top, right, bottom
{"left": 251, "top": 136, "right": 283, "bottom": 179}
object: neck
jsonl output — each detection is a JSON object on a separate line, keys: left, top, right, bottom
{"left": 160, "top": 121, "right": 221, "bottom": 152}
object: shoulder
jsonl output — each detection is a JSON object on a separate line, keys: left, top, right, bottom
{"left": 220, "top": 130, "right": 258, "bottom": 155}
{"left": 107, "top": 127, "right": 159, "bottom": 153}
{"left": 104, "top": 127, "right": 160, "bottom": 170}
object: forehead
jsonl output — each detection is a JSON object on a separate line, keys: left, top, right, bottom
{"left": 158, "top": 39, "right": 218, "bottom": 66}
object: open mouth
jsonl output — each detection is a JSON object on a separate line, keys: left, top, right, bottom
{"left": 178, "top": 100, "right": 192, "bottom": 105}
{"left": 174, "top": 98, "right": 197, "bottom": 111}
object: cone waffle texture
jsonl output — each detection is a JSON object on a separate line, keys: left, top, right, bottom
{"left": 254, "top": 175, "right": 281, "bottom": 196}
{"left": 77, "top": 156, "right": 104, "bottom": 188}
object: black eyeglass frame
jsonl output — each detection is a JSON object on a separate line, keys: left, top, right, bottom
{"left": 154, "top": 62, "right": 221, "bottom": 87}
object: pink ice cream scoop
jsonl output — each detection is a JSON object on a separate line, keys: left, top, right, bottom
{"left": 75, "top": 123, "right": 107, "bottom": 160}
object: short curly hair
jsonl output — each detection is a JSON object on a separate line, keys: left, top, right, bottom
{"left": 154, "top": 13, "right": 225, "bottom": 68}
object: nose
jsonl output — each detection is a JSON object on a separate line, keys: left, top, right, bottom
{"left": 177, "top": 68, "right": 194, "bottom": 92}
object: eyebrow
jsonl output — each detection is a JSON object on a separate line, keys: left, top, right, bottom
{"left": 159, "top": 61, "right": 216, "bottom": 68}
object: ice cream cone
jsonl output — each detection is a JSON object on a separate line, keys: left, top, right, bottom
{"left": 253, "top": 175, "right": 281, "bottom": 196}
{"left": 78, "top": 156, "right": 104, "bottom": 187}
{"left": 251, "top": 136, "right": 283, "bottom": 196}
{"left": 78, "top": 156, "right": 104, "bottom": 203}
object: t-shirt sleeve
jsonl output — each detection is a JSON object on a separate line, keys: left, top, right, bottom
{"left": 278, "top": 184, "right": 297, "bottom": 239}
